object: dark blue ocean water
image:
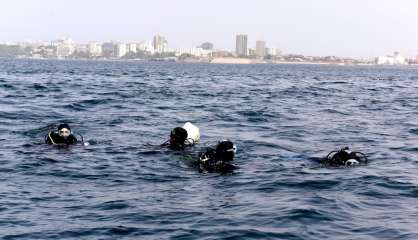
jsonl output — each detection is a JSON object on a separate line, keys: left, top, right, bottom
{"left": 0, "top": 58, "right": 418, "bottom": 240}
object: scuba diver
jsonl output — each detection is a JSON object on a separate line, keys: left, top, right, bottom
{"left": 197, "top": 140, "right": 237, "bottom": 173}
{"left": 162, "top": 122, "right": 200, "bottom": 150}
{"left": 320, "top": 147, "right": 368, "bottom": 166}
{"left": 45, "top": 123, "right": 78, "bottom": 145}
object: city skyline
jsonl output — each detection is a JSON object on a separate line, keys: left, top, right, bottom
{"left": 1, "top": 0, "right": 418, "bottom": 58}
{"left": 2, "top": 34, "right": 415, "bottom": 66}
{"left": 3, "top": 34, "right": 416, "bottom": 61}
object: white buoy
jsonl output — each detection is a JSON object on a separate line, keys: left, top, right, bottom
{"left": 182, "top": 122, "right": 200, "bottom": 145}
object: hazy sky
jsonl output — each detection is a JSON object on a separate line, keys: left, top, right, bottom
{"left": 1, "top": 0, "right": 417, "bottom": 57}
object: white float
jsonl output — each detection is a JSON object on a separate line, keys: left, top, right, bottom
{"left": 182, "top": 122, "right": 200, "bottom": 145}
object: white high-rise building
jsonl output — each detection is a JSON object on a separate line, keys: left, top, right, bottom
{"left": 88, "top": 42, "right": 102, "bottom": 57}
{"left": 138, "top": 41, "right": 154, "bottom": 53}
{"left": 393, "top": 52, "right": 407, "bottom": 65}
{"left": 55, "top": 37, "right": 75, "bottom": 57}
{"left": 267, "top": 48, "right": 281, "bottom": 56}
{"left": 116, "top": 43, "right": 127, "bottom": 58}
{"left": 153, "top": 35, "right": 168, "bottom": 53}
{"left": 127, "top": 43, "right": 137, "bottom": 53}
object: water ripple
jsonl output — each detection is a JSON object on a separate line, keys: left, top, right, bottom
{"left": 0, "top": 59, "right": 417, "bottom": 239}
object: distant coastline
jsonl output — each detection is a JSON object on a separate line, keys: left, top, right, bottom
{"left": 9, "top": 55, "right": 418, "bottom": 67}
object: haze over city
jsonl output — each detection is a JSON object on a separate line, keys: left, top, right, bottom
{"left": 1, "top": 0, "right": 417, "bottom": 58}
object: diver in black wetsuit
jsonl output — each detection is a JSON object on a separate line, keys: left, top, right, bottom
{"left": 161, "top": 127, "right": 189, "bottom": 150}
{"left": 45, "top": 123, "right": 78, "bottom": 145}
{"left": 321, "top": 147, "right": 367, "bottom": 166}
{"left": 162, "top": 122, "right": 200, "bottom": 150}
{"left": 197, "top": 140, "right": 237, "bottom": 173}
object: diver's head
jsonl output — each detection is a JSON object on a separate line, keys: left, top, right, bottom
{"left": 170, "top": 127, "right": 188, "bottom": 147}
{"left": 345, "top": 159, "right": 360, "bottom": 166}
{"left": 215, "top": 140, "right": 236, "bottom": 162}
{"left": 328, "top": 147, "right": 365, "bottom": 166}
{"left": 58, "top": 123, "right": 71, "bottom": 139}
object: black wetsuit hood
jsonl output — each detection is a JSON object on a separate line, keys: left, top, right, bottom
{"left": 45, "top": 131, "right": 78, "bottom": 145}
{"left": 322, "top": 147, "right": 367, "bottom": 166}
{"left": 198, "top": 140, "right": 236, "bottom": 173}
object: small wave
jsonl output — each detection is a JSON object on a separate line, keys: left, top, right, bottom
{"left": 1, "top": 59, "right": 418, "bottom": 240}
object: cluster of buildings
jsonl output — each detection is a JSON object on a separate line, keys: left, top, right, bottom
{"left": 1, "top": 35, "right": 417, "bottom": 65}
{"left": 235, "top": 34, "right": 281, "bottom": 58}
{"left": 20, "top": 36, "right": 169, "bottom": 59}
{"left": 6, "top": 36, "right": 215, "bottom": 59}
{"left": 1, "top": 34, "right": 282, "bottom": 61}
{"left": 375, "top": 52, "right": 418, "bottom": 65}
